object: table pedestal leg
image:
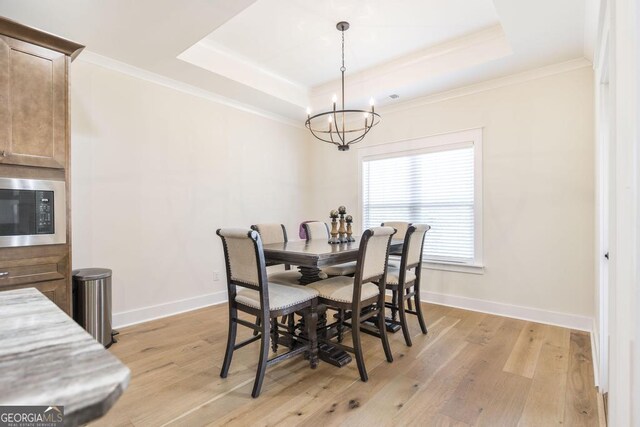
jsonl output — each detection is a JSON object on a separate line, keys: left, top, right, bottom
{"left": 297, "top": 266, "right": 325, "bottom": 285}
{"left": 292, "top": 300, "right": 353, "bottom": 368}
{"left": 316, "top": 305, "right": 352, "bottom": 367}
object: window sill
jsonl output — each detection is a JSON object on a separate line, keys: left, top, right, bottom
{"left": 423, "top": 262, "right": 485, "bottom": 275}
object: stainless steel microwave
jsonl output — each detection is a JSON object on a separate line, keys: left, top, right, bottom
{"left": 0, "top": 177, "right": 66, "bottom": 248}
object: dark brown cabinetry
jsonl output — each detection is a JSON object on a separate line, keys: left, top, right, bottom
{"left": 0, "top": 17, "right": 83, "bottom": 314}
{"left": 0, "top": 36, "right": 68, "bottom": 169}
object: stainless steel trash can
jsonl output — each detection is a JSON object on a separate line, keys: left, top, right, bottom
{"left": 72, "top": 268, "right": 117, "bottom": 348}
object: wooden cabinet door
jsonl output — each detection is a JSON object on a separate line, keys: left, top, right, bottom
{"left": 0, "top": 247, "right": 70, "bottom": 313}
{"left": 1, "top": 279, "right": 69, "bottom": 313}
{"left": 0, "top": 35, "right": 67, "bottom": 169}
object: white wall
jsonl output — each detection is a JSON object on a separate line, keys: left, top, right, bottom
{"left": 308, "top": 65, "right": 595, "bottom": 327}
{"left": 70, "top": 58, "right": 596, "bottom": 332}
{"left": 70, "top": 60, "right": 311, "bottom": 327}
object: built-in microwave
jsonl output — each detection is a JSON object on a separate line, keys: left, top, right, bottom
{"left": 0, "top": 177, "right": 66, "bottom": 248}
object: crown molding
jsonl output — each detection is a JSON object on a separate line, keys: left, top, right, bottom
{"left": 76, "top": 50, "right": 304, "bottom": 129}
{"left": 179, "top": 39, "right": 309, "bottom": 108}
{"left": 312, "top": 25, "right": 509, "bottom": 99}
{"left": 75, "top": 51, "right": 591, "bottom": 130}
{"left": 378, "top": 57, "right": 593, "bottom": 116}
{"left": 0, "top": 16, "right": 85, "bottom": 60}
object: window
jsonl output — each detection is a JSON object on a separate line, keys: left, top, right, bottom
{"left": 359, "top": 129, "right": 483, "bottom": 270}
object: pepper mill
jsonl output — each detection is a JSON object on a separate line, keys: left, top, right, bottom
{"left": 338, "top": 206, "right": 348, "bottom": 243}
{"left": 329, "top": 210, "right": 340, "bottom": 244}
{"left": 345, "top": 214, "right": 355, "bottom": 242}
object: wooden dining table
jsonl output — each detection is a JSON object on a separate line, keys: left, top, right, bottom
{"left": 262, "top": 237, "right": 404, "bottom": 367}
{"left": 262, "top": 238, "right": 404, "bottom": 284}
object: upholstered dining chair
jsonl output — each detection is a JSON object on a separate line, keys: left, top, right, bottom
{"left": 251, "top": 223, "right": 301, "bottom": 285}
{"left": 380, "top": 221, "right": 412, "bottom": 256}
{"left": 381, "top": 221, "right": 412, "bottom": 307}
{"left": 308, "top": 226, "right": 396, "bottom": 382}
{"left": 216, "top": 228, "right": 319, "bottom": 398}
{"left": 301, "top": 221, "right": 330, "bottom": 240}
{"left": 301, "top": 221, "right": 357, "bottom": 277}
{"left": 375, "top": 224, "right": 430, "bottom": 346}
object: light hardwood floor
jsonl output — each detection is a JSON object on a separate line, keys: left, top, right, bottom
{"left": 92, "top": 302, "right": 601, "bottom": 426}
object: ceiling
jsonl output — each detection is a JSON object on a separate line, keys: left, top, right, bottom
{"left": 199, "top": 0, "right": 500, "bottom": 87}
{"left": 0, "top": 0, "right": 597, "bottom": 121}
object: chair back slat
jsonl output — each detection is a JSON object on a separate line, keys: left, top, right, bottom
{"left": 403, "top": 224, "right": 431, "bottom": 268}
{"left": 303, "top": 221, "right": 330, "bottom": 240}
{"left": 358, "top": 226, "right": 396, "bottom": 284}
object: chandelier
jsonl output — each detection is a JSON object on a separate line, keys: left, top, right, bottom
{"left": 305, "top": 21, "right": 381, "bottom": 151}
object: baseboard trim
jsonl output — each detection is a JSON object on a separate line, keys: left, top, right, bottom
{"left": 421, "top": 291, "right": 593, "bottom": 332}
{"left": 113, "top": 290, "right": 227, "bottom": 329}
{"left": 113, "top": 290, "right": 593, "bottom": 336}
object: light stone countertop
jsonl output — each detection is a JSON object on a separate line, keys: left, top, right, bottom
{"left": 0, "top": 288, "right": 130, "bottom": 427}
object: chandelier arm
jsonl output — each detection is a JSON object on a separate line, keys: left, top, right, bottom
{"left": 306, "top": 116, "right": 380, "bottom": 134}
{"left": 347, "top": 131, "right": 368, "bottom": 146}
{"left": 308, "top": 127, "right": 338, "bottom": 145}
{"left": 347, "top": 119, "right": 375, "bottom": 146}
{"left": 332, "top": 110, "right": 345, "bottom": 145}
{"left": 328, "top": 123, "right": 337, "bottom": 146}
{"left": 306, "top": 110, "right": 379, "bottom": 122}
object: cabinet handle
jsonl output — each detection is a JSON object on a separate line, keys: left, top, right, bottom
{"left": 0, "top": 272, "right": 8, "bottom": 278}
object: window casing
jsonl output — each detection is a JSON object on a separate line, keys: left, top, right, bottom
{"left": 358, "top": 128, "right": 483, "bottom": 271}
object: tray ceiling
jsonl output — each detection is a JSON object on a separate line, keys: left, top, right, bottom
{"left": 0, "top": 0, "right": 595, "bottom": 121}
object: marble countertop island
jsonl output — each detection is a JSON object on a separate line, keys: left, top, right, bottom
{"left": 0, "top": 288, "right": 130, "bottom": 427}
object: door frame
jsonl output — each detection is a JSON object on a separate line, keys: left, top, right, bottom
{"left": 594, "top": 0, "right": 613, "bottom": 395}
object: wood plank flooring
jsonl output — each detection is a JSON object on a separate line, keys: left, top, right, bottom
{"left": 90, "top": 302, "right": 601, "bottom": 426}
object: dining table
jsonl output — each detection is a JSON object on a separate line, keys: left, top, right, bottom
{"left": 262, "top": 238, "right": 403, "bottom": 284}
{"left": 262, "top": 237, "right": 404, "bottom": 368}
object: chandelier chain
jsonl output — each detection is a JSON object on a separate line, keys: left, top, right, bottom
{"left": 340, "top": 29, "right": 345, "bottom": 73}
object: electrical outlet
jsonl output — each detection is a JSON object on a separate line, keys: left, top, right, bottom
{"left": 213, "top": 271, "right": 220, "bottom": 282}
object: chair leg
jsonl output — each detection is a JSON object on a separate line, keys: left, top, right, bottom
{"left": 305, "top": 301, "right": 319, "bottom": 369}
{"left": 337, "top": 309, "right": 345, "bottom": 343}
{"left": 414, "top": 286, "right": 427, "bottom": 334}
{"left": 270, "top": 318, "right": 279, "bottom": 353}
{"left": 398, "top": 289, "right": 412, "bottom": 347}
{"left": 351, "top": 312, "right": 368, "bottom": 382}
{"left": 220, "top": 306, "right": 238, "bottom": 378}
{"left": 377, "top": 293, "right": 394, "bottom": 363}
{"left": 287, "top": 313, "right": 296, "bottom": 350}
{"left": 391, "top": 289, "right": 398, "bottom": 322}
{"left": 252, "top": 314, "right": 271, "bottom": 398}
{"left": 406, "top": 288, "right": 414, "bottom": 311}
{"left": 253, "top": 316, "right": 261, "bottom": 336}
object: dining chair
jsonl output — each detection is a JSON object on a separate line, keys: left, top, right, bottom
{"left": 380, "top": 221, "right": 412, "bottom": 255}
{"left": 308, "top": 226, "right": 396, "bottom": 382}
{"left": 376, "top": 224, "right": 430, "bottom": 346}
{"left": 301, "top": 221, "right": 330, "bottom": 240}
{"left": 381, "top": 221, "right": 412, "bottom": 307}
{"left": 250, "top": 223, "right": 302, "bottom": 285}
{"left": 301, "top": 221, "right": 357, "bottom": 277}
{"left": 216, "top": 228, "right": 319, "bottom": 398}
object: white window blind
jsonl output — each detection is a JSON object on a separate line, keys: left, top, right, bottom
{"left": 362, "top": 146, "right": 476, "bottom": 264}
